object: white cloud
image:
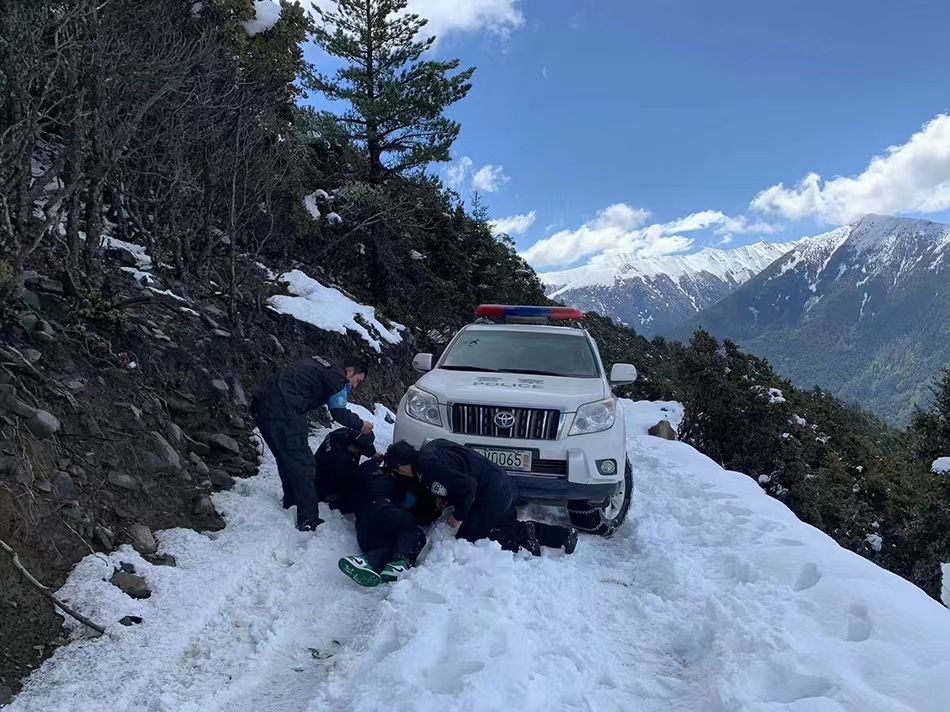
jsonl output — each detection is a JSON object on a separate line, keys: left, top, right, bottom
{"left": 541, "top": 67, "right": 549, "bottom": 80}
{"left": 309, "top": 0, "right": 523, "bottom": 39}
{"left": 519, "top": 204, "right": 778, "bottom": 269}
{"left": 472, "top": 164, "right": 509, "bottom": 193}
{"left": 751, "top": 113, "right": 950, "bottom": 224}
{"left": 444, "top": 156, "right": 473, "bottom": 188}
{"left": 717, "top": 234, "right": 734, "bottom": 246}
{"left": 490, "top": 211, "right": 536, "bottom": 236}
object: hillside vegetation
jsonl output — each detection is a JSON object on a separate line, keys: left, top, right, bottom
{"left": 0, "top": 0, "right": 947, "bottom": 696}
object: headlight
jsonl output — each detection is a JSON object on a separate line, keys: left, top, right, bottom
{"left": 569, "top": 398, "right": 617, "bottom": 435}
{"left": 405, "top": 387, "right": 442, "bottom": 427}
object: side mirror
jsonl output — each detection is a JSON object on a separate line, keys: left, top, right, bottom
{"left": 610, "top": 363, "right": 637, "bottom": 384}
{"left": 412, "top": 353, "right": 434, "bottom": 372}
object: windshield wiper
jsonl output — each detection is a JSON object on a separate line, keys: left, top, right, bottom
{"left": 440, "top": 365, "right": 501, "bottom": 373}
{"left": 504, "top": 368, "right": 566, "bottom": 377}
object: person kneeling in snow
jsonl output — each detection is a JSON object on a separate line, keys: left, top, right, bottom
{"left": 338, "top": 459, "right": 428, "bottom": 587}
{"left": 315, "top": 427, "right": 377, "bottom": 514}
{"left": 383, "top": 440, "right": 578, "bottom": 556}
{"left": 251, "top": 356, "right": 373, "bottom": 531}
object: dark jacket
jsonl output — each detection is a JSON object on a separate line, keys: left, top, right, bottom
{"left": 253, "top": 357, "right": 362, "bottom": 429}
{"left": 314, "top": 428, "right": 362, "bottom": 510}
{"left": 354, "top": 460, "right": 410, "bottom": 514}
{"left": 414, "top": 439, "right": 512, "bottom": 522}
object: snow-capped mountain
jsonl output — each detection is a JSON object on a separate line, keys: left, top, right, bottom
{"left": 678, "top": 215, "right": 950, "bottom": 423}
{"left": 541, "top": 241, "right": 800, "bottom": 336}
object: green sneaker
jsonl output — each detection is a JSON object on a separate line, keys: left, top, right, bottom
{"left": 380, "top": 559, "right": 410, "bottom": 583}
{"left": 338, "top": 556, "right": 382, "bottom": 587}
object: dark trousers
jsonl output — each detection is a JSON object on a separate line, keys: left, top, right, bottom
{"left": 356, "top": 505, "right": 427, "bottom": 572}
{"left": 254, "top": 414, "right": 320, "bottom": 527}
{"left": 457, "top": 485, "right": 571, "bottom": 553}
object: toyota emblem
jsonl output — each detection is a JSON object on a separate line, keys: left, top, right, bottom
{"left": 494, "top": 411, "right": 516, "bottom": 429}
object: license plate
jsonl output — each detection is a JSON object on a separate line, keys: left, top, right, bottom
{"left": 473, "top": 447, "right": 533, "bottom": 472}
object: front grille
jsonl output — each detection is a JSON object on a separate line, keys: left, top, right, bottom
{"left": 451, "top": 403, "right": 561, "bottom": 441}
{"left": 532, "top": 459, "right": 568, "bottom": 475}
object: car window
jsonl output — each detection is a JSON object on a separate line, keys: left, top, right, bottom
{"left": 440, "top": 330, "right": 600, "bottom": 378}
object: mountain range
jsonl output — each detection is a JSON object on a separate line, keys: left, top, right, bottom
{"left": 541, "top": 241, "right": 799, "bottom": 336}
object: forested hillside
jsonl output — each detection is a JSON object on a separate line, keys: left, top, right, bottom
{"left": 1, "top": 0, "right": 948, "bottom": 698}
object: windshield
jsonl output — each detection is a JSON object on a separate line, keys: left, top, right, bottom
{"left": 440, "top": 329, "right": 600, "bottom": 378}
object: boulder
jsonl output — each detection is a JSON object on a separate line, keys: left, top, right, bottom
{"left": 267, "top": 334, "right": 286, "bottom": 354}
{"left": 0, "top": 455, "right": 19, "bottom": 479}
{"left": 209, "top": 469, "right": 235, "bottom": 491}
{"left": 188, "top": 452, "right": 210, "bottom": 477}
{"left": 207, "top": 433, "right": 240, "bottom": 455}
{"left": 27, "top": 409, "right": 61, "bottom": 439}
{"left": 95, "top": 525, "right": 115, "bottom": 551}
{"left": 648, "top": 420, "right": 677, "bottom": 441}
{"left": 105, "top": 246, "right": 139, "bottom": 267}
{"left": 145, "top": 553, "right": 177, "bottom": 567}
{"left": 107, "top": 470, "right": 139, "bottom": 490}
{"left": 192, "top": 494, "right": 216, "bottom": 516}
{"left": 165, "top": 394, "right": 200, "bottom": 415}
{"left": 34, "top": 478, "right": 52, "bottom": 494}
{"left": 22, "top": 348, "right": 42, "bottom": 364}
{"left": 228, "top": 415, "right": 246, "bottom": 430}
{"left": 127, "top": 523, "right": 157, "bottom": 555}
{"left": 51, "top": 470, "right": 75, "bottom": 500}
{"left": 119, "top": 615, "right": 144, "bottom": 626}
{"left": 210, "top": 379, "right": 229, "bottom": 398}
{"left": 212, "top": 329, "right": 232, "bottom": 339}
{"left": 231, "top": 380, "right": 249, "bottom": 409}
{"left": 166, "top": 422, "right": 184, "bottom": 448}
{"left": 142, "top": 431, "right": 181, "bottom": 475}
{"left": 0, "top": 684, "right": 12, "bottom": 705}
{"left": 110, "top": 571, "right": 151, "bottom": 599}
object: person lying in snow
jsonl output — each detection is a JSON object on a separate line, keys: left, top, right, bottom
{"left": 383, "top": 439, "right": 578, "bottom": 556}
{"left": 338, "top": 459, "right": 429, "bottom": 587}
{"left": 251, "top": 356, "right": 373, "bottom": 531}
{"left": 314, "top": 427, "right": 377, "bottom": 515}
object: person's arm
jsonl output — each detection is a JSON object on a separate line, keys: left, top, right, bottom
{"left": 326, "top": 387, "right": 371, "bottom": 431}
{"left": 423, "top": 453, "right": 477, "bottom": 522}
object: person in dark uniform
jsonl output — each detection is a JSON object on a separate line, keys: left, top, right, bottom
{"left": 384, "top": 439, "right": 578, "bottom": 556}
{"left": 314, "top": 427, "right": 376, "bottom": 514}
{"left": 338, "top": 459, "right": 429, "bottom": 587}
{"left": 251, "top": 357, "right": 372, "bottom": 531}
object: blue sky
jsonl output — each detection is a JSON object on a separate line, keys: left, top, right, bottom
{"left": 304, "top": 0, "right": 950, "bottom": 274}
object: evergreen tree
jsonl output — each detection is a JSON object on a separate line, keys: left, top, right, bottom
{"left": 308, "top": 0, "right": 474, "bottom": 181}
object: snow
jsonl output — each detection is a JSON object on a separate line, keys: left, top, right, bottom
{"left": 865, "top": 533, "right": 883, "bottom": 552}
{"left": 268, "top": 269, "right": 402, "bottom": 352}
{"left": 11, "top": 400, "right": 950, "bottom": 712}
{"left": 303, "top": 193, "right": 322, "bottom": 221}
{"left": 944, "top": 564, "right": 950, "bottom": 607}
{"left": 790, "top": 414, "right": 808, "bottom": 427}
{"left": 767, "top": 387, "right": 786, "bottom": 404}
{"left": 242, "top": 0, "right": 281, "bottom": 36}
{"left": 931, "top": 457, "right": 950, "bottom": 474}
{"left": 326, "top": 212, "right": 342, "bottom": 225}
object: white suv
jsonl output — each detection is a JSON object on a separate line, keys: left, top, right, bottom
{"left": 393, "top": 305, "right": 637, "bottom": 535}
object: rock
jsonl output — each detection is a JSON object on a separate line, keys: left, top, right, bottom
{"left": 110, "top": 571, "right": 151, "bottom": 599}
{"left": 127, "top": 523, "right": 157, "bottom": 555}
{"left": 61, "top": 502, "right": 83, "bottom": 521}
{"left": 113, "top": 502, "right": 136, "bottom": 520}
{"left": 107, "top": 470, "right": 139, "bottom": 490}
{"left": 210, "top": 379, "right": 229, "bottom": 397}
{"left": 205, "top": 305, "right": 227, "bottom": 319}
{"left": 119, "top": 615, "right": 143, "bottom": 626}
{"left": 267, "top": 334, "right": 286, "bottom": 354}
{"left": 62, "top": 377, "right": 86, "bottom": 392}
{"left": 118, "top": 562, "right": 136, "bottom": 574}
{"left": 145, "top": 553, "right": 177, "bottom": 567}
{"left": 232, "top": 380, "right": 249, "bottom": 409}
{"left": 0, "top": 455, "right": 19, "bottom": 479}
{"left": 207, "top": 433, "right": 240, "bottom": 455}
{"left": 34, "top": 478, "right": 52, "bottom": 494}
{"left": 165, "top": 394, "right": 200, "bottom": 415}
{"left": 35, "top": 276, "right": 64, "bottom": 295}
{"left": 0, "top": 684, "right": 11, "bottom": 705}
{"left": 212, "top": 329, "right": 232, "bottom": 339}
{"left": 228, "top": 415, "right": 246, "bottom": 430}
{"left": 192, "top": 494, "right": 216, "bottom": 516}
{"left": 648, "top": 420, "right": 677, "bottom": 440}
{"left": 165, "top": 423, "right": 184, "bottom": 449}
{"left": 27, "top": 409, "right": 60, "bottom": 439}
{"left": 105, "top": 246, "right": 138, "bottom": 267}
{"left": 51, "top": 470, "right": 75, "bottom": 500}
{"left": 95, "top": 525, "right": 115, "bottom": 551}
{"left": 184, "top": 433, "right": 211, "bottom": 456}
{"left": 209, "top": 469, "right": 235, "bottom": 491}
{"left": 188, "top": 452, "right": 210, "bottom": 476}
{"left": 22, "top": 348, "right": 42, "bottom": 364}
{"left": 142, "top": 431, "right": 181, "bottom": 475}
{"left": 19, "top": 312, "right": 40, "bottom": 332}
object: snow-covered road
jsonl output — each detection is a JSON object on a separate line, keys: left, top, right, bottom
{"left": 10, "top": 401, "right": 950, "bottom": 712}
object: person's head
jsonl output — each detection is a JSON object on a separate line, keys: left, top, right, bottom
{"left": 347, "top": 431, "right": 376, "bottom": 460}
{"left": 343, "top": 359, "right": 370, "bottom": 390}
{"left": 385, "top": 441, "right": 418, "bottom": 477}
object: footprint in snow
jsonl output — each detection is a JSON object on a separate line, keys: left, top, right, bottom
{"left": 793, "top": 563, "right": 822, "bottom": 592}
{"left": 845, "top": 602, "right": 872, "bottom": 642}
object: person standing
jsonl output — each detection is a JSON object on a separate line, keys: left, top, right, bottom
{"left": 384, "top": 439, "right": 578, "bottom": 555}
{"left": 252, "top": 356, "right": 372, "bottom": 531}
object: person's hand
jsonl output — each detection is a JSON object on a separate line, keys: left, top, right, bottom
{"left": 448, "top": 514, "right": 461, "bottom": 529}
{"left": 360, "top": 420, "right": 374, "bottom": 434}
{"left": 373, "top": 451, "right": 385, "bottom": 462}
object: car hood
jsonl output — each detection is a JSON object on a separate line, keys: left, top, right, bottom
{"left": 415, "top": 369, "right": 608, "bottom": 411}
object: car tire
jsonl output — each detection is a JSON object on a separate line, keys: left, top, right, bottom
{"left": 567, "top": 458, "right": 633, "bottom": 537}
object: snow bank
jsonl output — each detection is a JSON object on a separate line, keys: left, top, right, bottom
{"left": 11, "top": 401, "right": 950, "bottom": 712}
{"left": 268, "top": 269, "right": 402, "bottom": 352}
{"left": 932, "top": 456, "right": 950, "bottom": 474}
{"left": 242, "top": 0, "right": 281, "bottom": 36}
{"left": 302, "top": 192, "right": 321, "bottom": 221}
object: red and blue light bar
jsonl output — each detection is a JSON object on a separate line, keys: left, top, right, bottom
{"left": 475, "top": 304, "right": 585, "bottom": 321}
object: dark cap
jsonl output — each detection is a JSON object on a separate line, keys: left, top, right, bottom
{"left": 385, "top": 441, "right": 418, "bottom": 470}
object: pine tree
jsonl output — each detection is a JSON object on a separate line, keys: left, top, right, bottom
{"left": 309, "top": 0, "right": 474, "bottom": 181}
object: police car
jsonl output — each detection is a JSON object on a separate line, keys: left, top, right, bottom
{"left": 393, "top": 305, "right": 637, "bottom": 535}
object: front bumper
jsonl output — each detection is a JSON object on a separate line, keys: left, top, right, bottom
{"left": 392, "top": 398, "right": 627, "bottom": 504}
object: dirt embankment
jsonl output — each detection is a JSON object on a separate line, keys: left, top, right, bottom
{"left": 0, "top": 255, "right": 417, "bottom": 700}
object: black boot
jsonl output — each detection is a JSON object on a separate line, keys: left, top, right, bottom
{"left": 518, "top": 521, "right": 542, "bottom": 556}
{"left": 296, "top": 516, "right": 324, "bottom": 532}
{"left": 564, "top": 527, "right": 578, "bottom": 555}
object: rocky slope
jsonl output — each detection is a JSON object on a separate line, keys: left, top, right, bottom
{"left": 677, "top": 215, "right": 950, "bottom": 424}
{"left": 541, "top": 241, "right": 799, "bottom": 336}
